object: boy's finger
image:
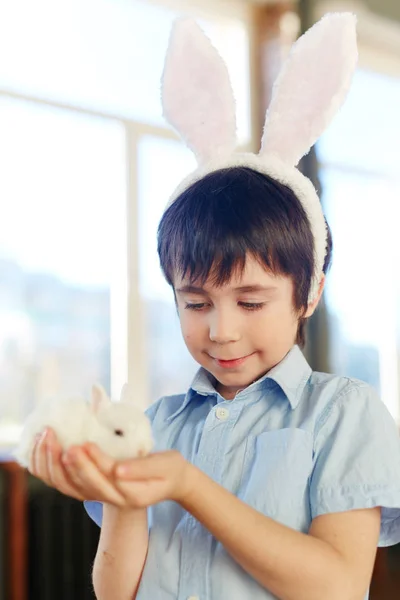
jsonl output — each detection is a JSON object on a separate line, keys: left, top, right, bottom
{"left": 115, "top": 451, "right": 174, "bottom": 479}
{"left": 46, "top": 432, "right": 85, "bottom": 500}
{"left": 83, "top": 443, "right": 115, "bottom": 477}
{"left": 28, "top": 434, "right": 42, "bottom": 473}
{"left": 31, "top": 430, "right": 51, "bottom": 484}
{"left": 114, "top": 478, "right": 160, "bottom": 508}
{"left": 63, "top": 447, "right": 126, "bottom": 506}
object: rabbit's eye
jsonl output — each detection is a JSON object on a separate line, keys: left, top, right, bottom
{"left": 114, "top": 429, "right": 124, "bottom": 437}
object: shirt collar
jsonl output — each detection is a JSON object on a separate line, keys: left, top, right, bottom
{"left": 166, "top": 345, "right": 312, "bottom": 422}
{"left": 264, "top": 345, "right": 312, "bottom": 409}
{"left": 165, "top": 369, "right": 215, "bottom": 422}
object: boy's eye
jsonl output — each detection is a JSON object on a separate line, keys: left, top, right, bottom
{"left": 184, "top": 302, "right": 207, "bottom": 311}
{"left": 239, "top": 302, "right": 265, "bottom": 311}
{"left": 184, "top": 302, "right": 266, "bottom": 311}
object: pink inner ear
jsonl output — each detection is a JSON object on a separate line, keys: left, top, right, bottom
{"left": 161, "top": 17, "right": 237, "bottom": 165}
{"left": 260, "top": 13, "right": 357, "bottom": 166}
{"left": 120, "top": 383, "right": 130, "bottom": 403}
{"left": 91, "top": 384, "right": 107, "bottom": 414}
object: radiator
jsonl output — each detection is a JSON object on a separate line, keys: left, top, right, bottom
{"left": 27, "top": 476, "right": 99, "bottom": 600}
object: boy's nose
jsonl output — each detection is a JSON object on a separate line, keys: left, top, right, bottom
{"left": 209, "top": 312, "right": 241, "bottom": 344}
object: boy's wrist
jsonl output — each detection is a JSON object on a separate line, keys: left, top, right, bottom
{"left": 173, "top": 458, "right": 198, "bottom": 504}
{"left": 175, "top": 460, "right": 203, "bottom": 506}
{"left": 103, "top": 502, "right": 147, "bottom": 519}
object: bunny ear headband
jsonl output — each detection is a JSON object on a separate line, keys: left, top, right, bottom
{"left": 161, "top": 13, "right": 358, "bottom": 303}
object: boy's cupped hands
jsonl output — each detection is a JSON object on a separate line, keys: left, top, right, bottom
{"left": 29, "top": 428, "right": 194, "bottom": 508}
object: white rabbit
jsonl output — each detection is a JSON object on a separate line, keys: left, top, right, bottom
{"left": 14, "top": 383, "right": 153, "bottom": 466}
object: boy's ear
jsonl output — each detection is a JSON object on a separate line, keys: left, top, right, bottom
{"left": 304, "top": 275, "right": 326, "bottom": 318}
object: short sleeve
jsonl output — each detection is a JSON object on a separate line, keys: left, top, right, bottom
{"left": 83, "top": 400, "right": 162, "bottom": 527}
{"left": 84, "top": 500, "right": 103, "bottom": 527}
{"left": 309, "top": 382, "right": 400, "bottom": 547}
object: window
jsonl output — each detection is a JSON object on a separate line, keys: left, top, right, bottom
{"left": 0, "top": 1, "right": 251, "bottom": 442}
{"left": 0, "top": 96, "right": 126, "bottom": 431}
{"left": 0, "top": 0, "right": 251, "bottom": 141}
{"left": 137, "top": 135, "right": 198, "bottom": 401}
{"left": 318, "top": 69, "right": 400, "bottom": 422}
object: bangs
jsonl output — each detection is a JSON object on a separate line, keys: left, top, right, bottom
{"left": 159, "top": 204, "right": 277, "bottom": 288}
{"left": 158, "top": 167, "right": 315, "bottom": 300}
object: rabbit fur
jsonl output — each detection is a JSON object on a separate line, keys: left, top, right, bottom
{"left": 14, "top": 383, "right": 153, "bottom": 466}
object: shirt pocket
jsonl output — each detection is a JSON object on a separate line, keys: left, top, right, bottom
{"left": 240, "top": 428, "right": 313, "bottom": 528}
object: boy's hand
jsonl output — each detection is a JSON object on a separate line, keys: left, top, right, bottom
{"left": 29, "top": 428, "right": 126, "bottom": 505}
{"left": 29, "top": 428, "right": 194, "bottom": 509}
{"left": 111, "top": 451, "right": 195, "bottom": 508}
{"left": 66, "top": 446, "right": 194, "bottom": 508}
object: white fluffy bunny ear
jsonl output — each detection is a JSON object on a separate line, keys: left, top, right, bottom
{"left": 120, "top": 383, "right": 131, "bottom": 403}
{"left": 260, "top": 13, "right": 358, "bottom": 166}
{"left": 90, "top": 383, "right": 110, "bottom": 413}
{"left": 161, "top": 17, "right": 237, "bottom": 165}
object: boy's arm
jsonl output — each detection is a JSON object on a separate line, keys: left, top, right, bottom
{"left": 182, "top": 465, "right": 380, "bottom": 600}
{"left": 92, "top": 505, "right": 148, "bottom": 600}
{"left": 28, "top": 429, "right": 150, "bottom": 600}
{"left": 114, "top": 451, "right": 381, "bottom": 600}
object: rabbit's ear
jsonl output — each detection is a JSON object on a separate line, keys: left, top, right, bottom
{"left": 120, "top": 383, "right": 131, "bottom": 403}
{"left": 260, "top": 13, "right": 357, "bottom": 167}
{"left": 90, "top": 383, "right": 109, "bottom": 413}
{"left": 161, "top": 17, "right": 237, "bottom": 165}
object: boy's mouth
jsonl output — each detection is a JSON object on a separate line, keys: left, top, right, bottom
{"left": 210, "top": 353, "right": 254, "bottom": 369}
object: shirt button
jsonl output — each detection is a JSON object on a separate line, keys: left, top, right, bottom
{"left": 216, "top": 406, "right": 229, "bottom": 420}
{"left": 187, "top": 597, "right": 199, "bottom": 600}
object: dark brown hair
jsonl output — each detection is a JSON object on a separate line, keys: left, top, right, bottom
{"left": 157, "top": 167, "right": 332, "bottom": 346}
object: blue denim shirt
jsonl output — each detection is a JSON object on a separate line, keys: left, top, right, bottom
{"left": 85, "top": 345, "right": 400, "bottom": 599}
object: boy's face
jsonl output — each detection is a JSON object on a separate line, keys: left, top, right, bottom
{"left": 174, "top": 255, "right": 316, "bottom": 400}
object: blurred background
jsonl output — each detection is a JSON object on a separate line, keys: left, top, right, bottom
{"left": 0, "top": 0, "right": 400, "bottom": 598}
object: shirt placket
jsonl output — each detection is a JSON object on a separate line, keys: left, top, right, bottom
{"left": 178, "top": 397, "right": 242, "bottom": 600}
